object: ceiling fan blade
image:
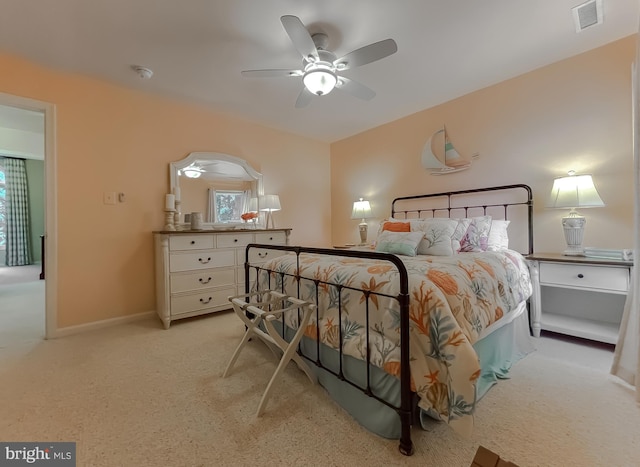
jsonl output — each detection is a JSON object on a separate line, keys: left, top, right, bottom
{"left": 334, "top": 39, "right": 398, "bottom": 70}
{"left": 335, "top": 77, "right": 376, "bottom": 101}
{"left": 241, "top": 69, "right": 302, "bottom": 78}
{"left": 281, "top": 15, "right": 319, "bottom": 62}
{"left": 295, "top": 88, "right": 313, "bottom": 108}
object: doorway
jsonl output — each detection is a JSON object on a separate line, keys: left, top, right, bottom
{"left": 0, "top": 93, "right": 56, "bottom": 342}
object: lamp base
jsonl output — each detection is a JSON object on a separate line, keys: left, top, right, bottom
{"left": 561, "top": 213, "right": 586, "bottom": 256}
{"left": 265, "top": 211, "right": 276, "bottom": 229}
{"left": 358, "top": 222, "right": 368, "bottom": 245}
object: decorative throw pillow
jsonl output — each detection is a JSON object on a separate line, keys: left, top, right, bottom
{"left": 487, "top": 219, "right": 510, "bottom": 251}
{"left": 382, "top": 221, "right": 411, "bottom": 232}
{"left": 459, "top": 216, "right": 492, "bottom": 252}
{"left": 375, "top": 230, "right": 424, "bottom": 256}
{"left": 411, "top": 219, "right": 457, "bottom": 256}
{"left": 376, "top": 218, "right": 400, "bottom": 240}
{"left": 428, "top": 218, "right": 471, "bottom": 253}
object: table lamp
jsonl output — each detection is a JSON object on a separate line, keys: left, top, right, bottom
{"left": 548, "top": 171, "right": 605, "bottom": 256}
{"left": 259, "top": 194, "right": 281, "bottom": 229}
{"left": 351, "top": 198, "right": 373, "bottom": 245}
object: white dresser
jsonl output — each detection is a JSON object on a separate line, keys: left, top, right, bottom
{"left": 527, "top": 253, "right": 632, "bottom": 344}
{"left": 154, "top": 228, "right": 290, "bottom": 328}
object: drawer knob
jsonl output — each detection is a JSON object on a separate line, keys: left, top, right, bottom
{"left": 258, "top": 252, "right": 268, "bottom": 258}
{"left": 200, "top": 297, "right": 212, "bottom": 304}
{"left": 199, "top": 277, "right": 212, "bottom": 284}
{"left": 190, "top": 240, "right": 195, "bottom": 245}
{"left": 577, "top": 274, "right": 584, "bottom": 279}
{"left": 198, "top": 257, "right": 212, "bottom": 264}
{"left": 269, "top": 237, "right": 273, "bottom": 240}
{"left": 234, "top": 238, "right": 238, "bottom": 243}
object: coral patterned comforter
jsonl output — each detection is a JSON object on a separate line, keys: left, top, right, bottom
{"left": 258, "top": 249, "right": 532, "bottom": 435}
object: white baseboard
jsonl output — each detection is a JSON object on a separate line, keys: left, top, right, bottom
{"left": 50, "top": 311, "right": 155, "bottom": 339}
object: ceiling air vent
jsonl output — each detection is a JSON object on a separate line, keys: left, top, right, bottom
{"left": 572, "top": 0, "right": 604, "bottom": 32}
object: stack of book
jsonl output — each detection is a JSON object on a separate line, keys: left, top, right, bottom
{"left": 584, "top": 247, "right": 633, "bottom": 261}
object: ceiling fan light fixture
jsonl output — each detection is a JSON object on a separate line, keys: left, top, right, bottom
{"left": 303, "top": 67, "right": 337, "bottom": 96}
{"left": 182, "top": 166, "right": 202, "bottom": 178}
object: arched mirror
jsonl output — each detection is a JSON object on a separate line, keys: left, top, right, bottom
{"left": 170, "top": 152, "right": 263, "bottom": 228}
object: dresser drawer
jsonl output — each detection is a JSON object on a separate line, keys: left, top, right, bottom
{"left": 539, "top": 262, "right": 629, "bottom": 293}
{"left": 170, "top": 268, "right": 236, "bottom": 293}
{"left": 170, "top": 287, "right": 236, "bottom": 315}
{"left": 216, "top": 233, "right": 254, "bottom": 249}
{"left": 255, "top": 231, "right": 287, "bottom": 244}
{"left": 238, "top": 247, "right": 288, "bottom": 265}
{"left": 169, "top": 235, "right": 214, "bottom": 251}
{"left": 169, "top": 249, "right": 235, "bottom": 272}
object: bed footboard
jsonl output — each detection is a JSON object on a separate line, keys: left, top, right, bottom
{"left": 244, "top": 244, "right": 415, "bottom": 456}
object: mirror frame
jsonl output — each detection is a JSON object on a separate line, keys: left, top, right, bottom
{"left": 170, "top": 152, "right": 264, "bottom": 228}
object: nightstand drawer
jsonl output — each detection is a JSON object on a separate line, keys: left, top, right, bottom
{"left": 539, "top": 262, "right": 628, "bottom": 292}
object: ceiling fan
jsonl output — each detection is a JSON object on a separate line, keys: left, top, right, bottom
{"left": 241, "top": 15, "right": 398, "bottom": 108}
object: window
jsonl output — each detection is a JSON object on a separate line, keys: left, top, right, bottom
{"left": 214, "top": 190, "right": 246, "bottom": 223}
{"left": 0, "top": 163, "right": 5, "bottom": 250}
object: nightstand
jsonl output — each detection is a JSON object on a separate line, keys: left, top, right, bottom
{"left": 527, "top": 253, "right": 632, "bottom": 344}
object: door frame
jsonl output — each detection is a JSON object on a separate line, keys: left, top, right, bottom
{"left": 0, "top": 92, "right": 57, "bottom": 339}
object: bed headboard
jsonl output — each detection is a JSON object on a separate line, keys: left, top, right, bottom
{"left": 391, "top": 184, "right": 533, "bottom": 255}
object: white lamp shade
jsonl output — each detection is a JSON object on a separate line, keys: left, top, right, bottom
{"left": 259, "top": 194, "right": 281, "bottom": 212}
{"left": 351, "top": 198, "right": 373, "bottom": 220}
{"left": 548, "top": 174, "right": 605, "bottom": 209}
{"left": 303, "top": 67, "right": 337, "bottom": 96}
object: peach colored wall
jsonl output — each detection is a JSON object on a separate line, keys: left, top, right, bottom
{"left": 331, "top": 36, "right": 636, "bottom": 254}
{"left": 0, "top": 52, "right": 331, "bottom": 328}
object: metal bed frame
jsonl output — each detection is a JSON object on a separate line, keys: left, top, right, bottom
{"left": 242, "top": 184, "right": 533, "bottom": 456}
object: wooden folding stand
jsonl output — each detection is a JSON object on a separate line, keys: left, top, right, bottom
{"left": 222, "top": 290, "right": 317, "bottom": 416}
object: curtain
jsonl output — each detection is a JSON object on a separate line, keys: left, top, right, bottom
{"left": 242, "top": 189, "right": 251, "bottom": 213}
{"left": 207, "top": 188, "right": 215, "bottom": 223}
{"left": 2, "top": 157, "right": 32, "bottom": 266}
{"left": 610, "top": 62, "right": 639, "bottom": 401}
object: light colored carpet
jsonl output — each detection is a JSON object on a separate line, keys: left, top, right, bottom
{"left": 0, "top": 264, "right": 42, "bottom": 285}
{"left": 0, "top": 278, "right": 45, "bottom": 348}
{"left": 0, "top": 311, "right": 638, "bottom": 467}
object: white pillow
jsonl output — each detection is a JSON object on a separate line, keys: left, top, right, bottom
{"left": 411, "top": 218, "right": 457, "bottom": 256}
{"left": 381, "top": 217, "right": 464, "bottom": 255}
{"left": 487, "top": 220, "right": 510, "bottom": 251}
{"left": 375, "top": 230, "right": 424, "bottom": 256}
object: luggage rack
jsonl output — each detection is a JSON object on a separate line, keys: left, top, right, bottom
{"left": 222, "top": 290, "right": 317, "bottom": 416}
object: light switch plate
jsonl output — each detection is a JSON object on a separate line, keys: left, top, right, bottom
{"left": 103, "top": 192, "right": 116, "bottom": 205}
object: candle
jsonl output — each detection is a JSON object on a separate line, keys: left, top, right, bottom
{"left": 173, "top": 186, "right": 181, "bottom": 202}
{"left": 165, "top": 193, "right": 175, "bottom": 210}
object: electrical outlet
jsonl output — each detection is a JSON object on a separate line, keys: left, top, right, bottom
{"left": 103, "top": 192, "right": 116, "bottom": 205}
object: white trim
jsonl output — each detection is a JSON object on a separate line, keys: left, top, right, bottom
{"left": 0, "top": 92, "right": 57, "bottom": 340}
{"left": 51, "top": 311, "right": 155, "bottom": 338}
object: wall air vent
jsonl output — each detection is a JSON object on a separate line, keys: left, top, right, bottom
{"left": 572, "top": 0, "right": 604, "bottom": 32}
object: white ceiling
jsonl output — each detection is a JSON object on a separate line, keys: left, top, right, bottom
{"left": 0, "top": 0, "right": 638, "bottom": 142}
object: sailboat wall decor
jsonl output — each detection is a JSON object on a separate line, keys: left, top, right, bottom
{"left": 421, "top": 126, "right": 479, "bottom": 175}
